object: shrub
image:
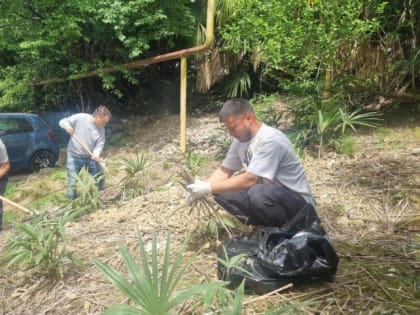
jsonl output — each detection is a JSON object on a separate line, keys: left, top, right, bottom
{"left": 3, "top": 209, "right": 81, "bottom": 279}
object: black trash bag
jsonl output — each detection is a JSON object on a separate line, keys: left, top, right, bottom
{"left": 257, "top": 204, "right": 339, "bottom": 277}
{"left": 217, "top": 204, "right": 339, "bottom": 293}
{"left": 217, "top": 237, "right": 295, "bottom": 294}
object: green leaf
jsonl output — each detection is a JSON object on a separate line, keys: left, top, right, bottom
{"left": 92, "top": 257, "right": 143, "bottom": 304}
{"left": 102, "top": 304, "right": 143, "bottom": 315}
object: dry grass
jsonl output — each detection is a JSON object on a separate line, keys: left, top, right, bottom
{"left": 0, "top": 113, "right": 419, "bottom": 314}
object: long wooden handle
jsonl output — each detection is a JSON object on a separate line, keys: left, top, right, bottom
{"left": 71, "top": 133, "right": 112, "bottom": 177}
{"left": 72, "top": 133, "right": 94, "bottom": 157}
{"left": 0, "top": 195, "right": 33, "bottom": 214}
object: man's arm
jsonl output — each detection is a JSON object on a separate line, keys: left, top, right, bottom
{"left": 211, "top": 171, "right": 259, "bottom": 194}
{"left": 59, "top": 113, "right": 87, "bottom": 136}
{"left": 208, "top": 165, "right": 261, "bottom": 194}
{"left": 0, "top": 161, "right": 10, "bottom": 178}
{"left": 187, "top": 168, "right": 260, "bottom": 199}
{"left": 91, "top": 128, "right": 105, "bottom": 160}
{"left": 207, "top": 166, "right": 234, "bottom": 183}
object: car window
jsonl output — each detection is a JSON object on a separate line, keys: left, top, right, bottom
{"left": 0, "top": 118, "right": 33, "bottom": 135}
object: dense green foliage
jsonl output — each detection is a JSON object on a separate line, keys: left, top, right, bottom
{"left": 216, "top": 0, "right": 419, "bottom": 102}
{"left": 0, "top": 0, "right": 197, "bottom": 110}
{"left": 0, "top": 0, "right": 418, "bottom": 112}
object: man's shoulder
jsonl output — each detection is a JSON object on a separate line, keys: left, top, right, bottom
{"left": 74, "top": 113, "right": 91, "bottom": 119}
{"left": 259, "top": 124, "right": 287, "bottom": 140}
{"left": 258, "top": 125, "right": 294, "bottom": 151}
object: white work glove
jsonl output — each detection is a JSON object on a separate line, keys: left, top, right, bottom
{"left": 187, "top": 180, "right": 212, "bottom": 200}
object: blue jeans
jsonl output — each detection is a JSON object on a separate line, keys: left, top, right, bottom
{"left": 66, "top": 155, "right": 104, "bottom": 200}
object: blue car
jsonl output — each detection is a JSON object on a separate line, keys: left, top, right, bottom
{"left": 0, "top": 113, "right": 60, "bottom": 172}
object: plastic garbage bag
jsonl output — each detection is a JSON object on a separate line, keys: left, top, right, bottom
{"left": 217, "top": 204, "right": 339, "bottom": 293}
{"left": 257, "top": 204, "right": 339, "bottom": 277}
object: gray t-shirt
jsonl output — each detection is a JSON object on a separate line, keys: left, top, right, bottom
{"left": 59, "top": 113, "right": 105, "bottom": 157}
{"left": 0, "top": 138, "right": 9, "bottom": 163}
{"left": 222, "top": 123, "right": 315, "bottom": 205}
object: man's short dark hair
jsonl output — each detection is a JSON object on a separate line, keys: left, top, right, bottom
{"left": 219, "top": 98, "right": 254, "bottom": 122}
{"left": 93, "top": 105, "right": 112, "bottom": 118}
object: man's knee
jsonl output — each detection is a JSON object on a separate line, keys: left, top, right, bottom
{"left": 247, "top": 184, "right": 270, "bottom": 210}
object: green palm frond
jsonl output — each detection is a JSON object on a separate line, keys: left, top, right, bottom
{"left": 224, "top": 70, "right": 251, "bottom": 97}
{"left": 93, "top": 230, "right": 225, "bottom": 315}
{"left": 336, "top": 108, "right": 382, "bottom": 134}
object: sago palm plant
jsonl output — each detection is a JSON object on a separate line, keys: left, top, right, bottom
{"left": 92, "top": 230, "right": 224, "bottom": 315}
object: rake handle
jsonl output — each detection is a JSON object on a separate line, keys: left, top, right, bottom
{"left": 72, "top": 133, "right": 108, "bottom": 169}
{"left": 0, "top": 195, "right": 33, "bottom": 214}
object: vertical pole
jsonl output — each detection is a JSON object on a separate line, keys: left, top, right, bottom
{"left": 180, "top": 56, "right": 187, "bottom": 153}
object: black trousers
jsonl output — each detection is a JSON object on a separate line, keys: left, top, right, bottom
{"left": 0, "top": 174, "right": 8, "bottom": 228}
{"left": 214, "top": 182, "right": 308, "bottom": 227}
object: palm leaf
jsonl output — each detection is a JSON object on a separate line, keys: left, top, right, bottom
{"left": 337, "top": 108, "right": 382, "bottom": 134}
{"left": 94, "top": 230, "right": 227, "bottom": 314}
{"left": 229, "top": 281, "right": 245, "bottom": 315}
{"left": 102, "top": 304, "right": 143, "bottom": 315}
{"left": 91, "top": 257, "right": 143, "bottom": 304}
{"left": 118, "top": 245, "right": 154, "bottom": 309}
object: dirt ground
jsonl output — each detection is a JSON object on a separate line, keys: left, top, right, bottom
{"left": 0, "top": 105, "right": 419, "bottom": 314}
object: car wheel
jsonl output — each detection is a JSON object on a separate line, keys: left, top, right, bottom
{"left": 30, "top": 150, "right": 56, "bottom": 172}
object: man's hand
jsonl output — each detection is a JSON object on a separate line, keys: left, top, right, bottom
{"left": 187, "top": 180, "right": 212, "bottom": 199}
{"left": 65, "top": 127, "right": 74, "bottom": 136}
{"left": 91, "top": 154, "right": 102, "bottom": 162}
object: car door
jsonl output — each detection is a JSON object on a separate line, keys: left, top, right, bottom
{"left": 0, "top": 117, "right": 33, "bottom": 170}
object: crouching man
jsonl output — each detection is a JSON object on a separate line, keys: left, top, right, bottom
{"left": 187, "top": 98, "right": 315, "bottom": 228}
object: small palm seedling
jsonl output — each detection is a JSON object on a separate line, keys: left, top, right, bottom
{"left": 92, "top": 230, "right": 224, "bottom": 315}
{"left": 120, "top": 152, "right": 151, "bottom": 200}
{"left": 122, "top": 152, "right": 149, "bottom": 178}
{"left": 217, "top": 246, "right": 250, "bottom": 281}
{"left": 3, "top": 209, "right": 81, "bottom": 279}
{"left": 72, "top": 167, "right": 101, "bottom": 211}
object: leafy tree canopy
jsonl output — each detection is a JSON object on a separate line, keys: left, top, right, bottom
{"left": 0, "top": 0, "right": 197, "bottom": 110}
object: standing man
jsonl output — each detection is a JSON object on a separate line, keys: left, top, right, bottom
{"left": 187, "top": 98, "right": 315, "bottom": 228}
{"left": 0, "top": 138, "right": 10, "bottom": 231}
{"left": 59, "top": 105, "right": 111, "bottom": 200}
